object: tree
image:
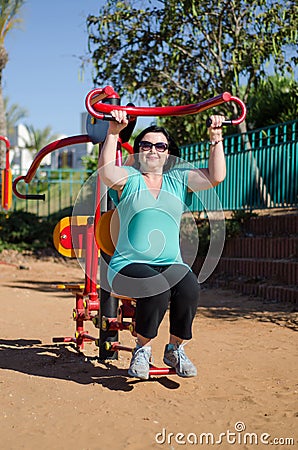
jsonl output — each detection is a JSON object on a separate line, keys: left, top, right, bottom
{"left": 21, "top": 124, "right": 59, "bottom": 155}
{"left": 0, "top": 0, "right": 25, "bottom": 167}
{"left": 244, "top": 75, "right": 298, "bottom": 129}
{"left": 4, "top": 96, "right": 28, "bottom": 138}
{"left": 87, "top": 0, "right": 298, "bottom": 145}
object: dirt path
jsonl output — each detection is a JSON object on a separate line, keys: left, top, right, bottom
{"left": 0, "top": 257, "right": 297, "bottom": 450}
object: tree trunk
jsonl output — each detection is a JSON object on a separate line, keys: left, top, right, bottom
{"left": 0, "top": 83, "right": 8, "bottom": 169}
{"left": 0, "top": 44, "right": 9, "bottom": 169}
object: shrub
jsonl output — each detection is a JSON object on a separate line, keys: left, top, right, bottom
{"left": 0, "top": 208, "right": 72, "bottom": 252}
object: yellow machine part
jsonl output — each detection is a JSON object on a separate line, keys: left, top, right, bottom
{"left": 94, "top": 209, "right": 119, "bottom": 256}
{"left": 1, "top": 169, "right": 12, "bottom": 210}
{"left": 53, "top": 216, "right": 100, "bottom": 258}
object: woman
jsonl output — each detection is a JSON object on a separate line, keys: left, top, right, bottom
{"left": 98, "top": 110, "right": 226, "bottom": 380}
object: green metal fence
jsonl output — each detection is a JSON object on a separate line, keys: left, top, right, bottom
{"left": 12, "top": 169, "right": 92, "bottom": 217}
{"left": 8, "top": 119, "right": 298, "bottom": 216}
{"left": 180, "top": 119, "right": 298, "bottom": 211}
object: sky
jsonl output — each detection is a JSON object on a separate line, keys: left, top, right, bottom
{"left": 4, "top": 0, "right": 110, "bottom": 138}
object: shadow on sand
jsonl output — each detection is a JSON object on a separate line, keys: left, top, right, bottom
{"left": 0, "top": 339, "right": 180, "bottom": 392}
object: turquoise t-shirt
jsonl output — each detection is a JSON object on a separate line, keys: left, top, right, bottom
{"left": 107, "top": 166, "right": 193, "bottom": 285}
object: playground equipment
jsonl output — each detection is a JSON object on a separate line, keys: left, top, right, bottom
{"left": 1, "top": 136, "right": 12, "bottom": 210}
{"left": 13, "top": 86, "right": 246, "bottom": 377}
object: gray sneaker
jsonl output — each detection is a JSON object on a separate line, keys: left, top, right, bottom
{"left": 163, "top": 343, "right": 197, "bottom": 377}
{"left": 128, "top": 345, "right": 152, "bottom": 380}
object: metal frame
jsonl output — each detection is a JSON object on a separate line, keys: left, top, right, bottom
{"left": 12, "top": 86, "right": 246, "bottom": 377}
{"left": 1, "top": 136, "right": 12, "bottom": 210}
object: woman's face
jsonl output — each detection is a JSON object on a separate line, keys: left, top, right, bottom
{"left": 137, "top": 132, "right": 169, "bottom": 173}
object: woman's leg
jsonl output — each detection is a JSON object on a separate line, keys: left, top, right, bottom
{"left": 161, "top": 266, "right": 200, "bottom": 377}
{"left": 113, "top": 263, "right": 171, "bottom": 339}
{"left": 112, "top": 263, "right": 171, "bottom": 380}
{"left": 167, "top": 267, "right": 200, "bottom": 340}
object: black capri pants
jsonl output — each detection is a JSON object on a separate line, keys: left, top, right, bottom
{"left": 112, "top": 263, "right": 200, "bottom": 340}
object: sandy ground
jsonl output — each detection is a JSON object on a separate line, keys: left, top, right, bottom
{"left": 0, "top": 254, "right": 297, "bottom": 450}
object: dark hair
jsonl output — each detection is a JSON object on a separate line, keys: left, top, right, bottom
{"left": 132, "top": 125, "right": 180, "bottom": 171}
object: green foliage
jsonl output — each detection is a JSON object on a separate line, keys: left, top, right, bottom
{"left": 0, "top": 208, "right": 257, "bottom": 256}
{"left": 0, "top": 208, "right": 72, "bottom": 252}
{"left": 0, "top": 0, "right": 25, "bottom": 43}
{"left": 82, "top": 143, "right": 133, "bottom": 177}
{"left": 245, "top": 75, "right": 298, "bottom": 129}
{"left": 82, "top": 144, "right": 99, "bottom": 175}
{"left": 180, "top": 210, "right": 258, "bottom": 258}
{"left": 195, "top": 217, "right": 211, "bottom": 257}
{"left": 0, "top": 0, "right": 26, "bottom": 142}
{"left": 180, "top": 214, "right": 202, "bottom": 246}
{"left": 87, "top": 0, "right": 298, "bottom": 144}
{"left": 21, "top": 124, "right": 59, "bottom": 155}
{"left": 227, "top": 210, "right": 258, "bottom": 238}
{"left": 4, "top": 96, "right": 28, "bottom": 136}
{"left": 46, "top": 170, "right": 73, "bottom": 181}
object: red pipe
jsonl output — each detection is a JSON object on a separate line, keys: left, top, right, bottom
{"left": 83, "top": 217, "right": 97, "bottom": 295}
{"left": 1, "top": 136, "right": 12, "bottom": 210}
{"left": 22, "top": 135, "right": 91, "bottom": 184}
{"left": 75, "top": 293, "right": 85, "bottom": 349}
{"left": 12, "top": 135, "right": 133, "bottom": 200}
{"left": 227, "top": 96, "right": 247, "bottom": 125}
{"left": 88, "top": 140, "right": 103, "bottom": 296}
{"left": 89, "top": 85, "right": 120, "bottom": 104}
{"left": 121, "top": 141, "right": 134, "bottom": 154}
{"left": 12, "top": 135, "right": 91, "bottom": 199}
{"left": 149, "top": 367, "right": 177, "bottom": 376}
{"left": 86, "top": 88, "right": 246, "bottom": 126}
{"left": 13, "top": 88, "right": 246, "bottom": 201}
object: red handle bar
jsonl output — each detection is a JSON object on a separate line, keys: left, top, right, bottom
{"left": 13, "top": 135, "right": 91, "bottom": 200}
{"left": 0, "top": 135, "right": 10, "bottom": 149}
{"left": 85, "top": 87, "right": 246, "bottom": 126}
{"left": 12, "top": 133, "right": 133, "bottom": 200}
{"left": 13, "top": 87, "right": 246, "bottom": 201}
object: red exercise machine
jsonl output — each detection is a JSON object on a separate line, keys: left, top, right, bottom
{"left": 13, "top": 86, "right": 246, "bottom": 377}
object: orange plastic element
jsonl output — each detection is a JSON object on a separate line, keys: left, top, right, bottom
{"left": 94, "top": 209, "right": 119, "bottom": 256}
{"left": 53, "top": 216, "right": 100, "bottom": 258}
{"left": 54, "top": 283, "right": 100, "bottom": 291}
{"left": 1, "top": 168, "right": 12, "bottom": 210}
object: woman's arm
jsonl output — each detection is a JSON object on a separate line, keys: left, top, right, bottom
{"left": 187, "top": 115, "right": 226, "bottom": 192}
{"left": 98, "top": 110, "right": 130, "bottom": 190}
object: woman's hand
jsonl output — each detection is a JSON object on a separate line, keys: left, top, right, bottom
{"left": 109, "top": 110, "right": 129, "bottom": 135}
{"left": 186, "top": 114, "right": 227, "bottom": 190}
{"left": 207, "top": 115, "right": 225, "bottom": 141}
{"left": 98, "top": 108, "right": 130, "bottom": 190}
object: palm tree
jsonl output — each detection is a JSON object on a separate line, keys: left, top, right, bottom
{"left": 4, "top": 96, "right": 28, "bottom": 137}
{"left": 22, "top": 124, "right": 59, "bottom": 155}
{"left": 0, "top": 0, "right": 25, "bottom": 168}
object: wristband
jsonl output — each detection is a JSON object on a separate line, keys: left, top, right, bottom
{"left": 209, "top": 138, "right": 224, "bottom": 146}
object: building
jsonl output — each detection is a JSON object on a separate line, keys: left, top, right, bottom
{"left": 8, "top": 113, "right": 94, "bottom": 175}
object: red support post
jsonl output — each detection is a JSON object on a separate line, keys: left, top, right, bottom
{"left": 1, "top": 136, "right": 12, "bottom": 210}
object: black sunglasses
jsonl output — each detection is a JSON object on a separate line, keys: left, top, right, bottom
{"left": 139, "top": 140, "right": 169, "bottom": 152}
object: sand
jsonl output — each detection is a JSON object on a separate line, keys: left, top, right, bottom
{"left": 0, "top": 255, "right": 297, "bottom": 450}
